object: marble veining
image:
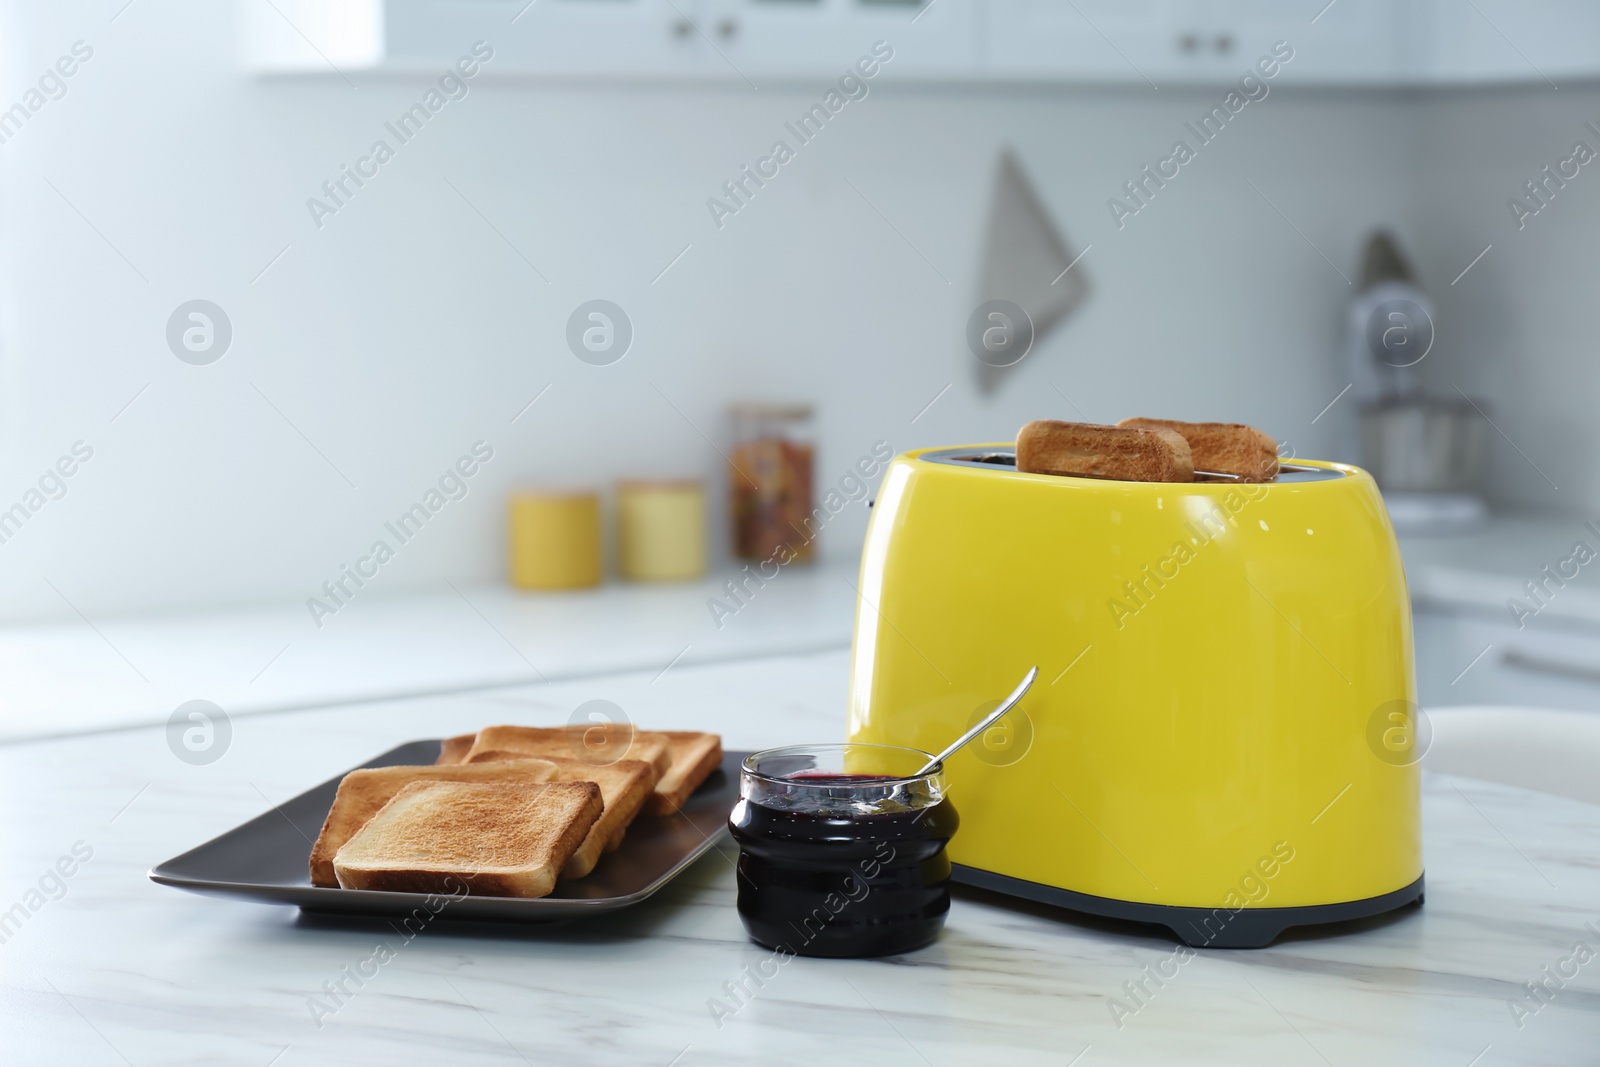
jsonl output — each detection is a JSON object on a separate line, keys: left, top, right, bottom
{"left": 1, "top": 650, "right": 1597, "bottom": 1065}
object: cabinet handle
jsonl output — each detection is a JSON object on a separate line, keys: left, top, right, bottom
{"left": 1502, "top": 648, "right": 1600, "bottom": 684}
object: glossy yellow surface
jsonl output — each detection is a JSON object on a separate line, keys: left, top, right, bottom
{"left": 846, "top": 446, "right": 1422, "bottom": 909}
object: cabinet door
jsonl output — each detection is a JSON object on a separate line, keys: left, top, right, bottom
{"left": 979, "top": 0, "right": 1184, "bottom": 85}
{"left": 1216, "top": 0, "right": 1406, "bottom": 85}
{"left": 987, "top": 0, "right": 1261, "bottom": 85}
{"left": 1416, "top": 0, "right": 1600, "bottom": 86}
{"left": 383, "top": 0, "right": 711, "bottom": 78}
{"left": 697, "top": 0, "right": 978, "bottom": 78}
{"left": 986, "top": 0, "right": 1414, "bottom": 86}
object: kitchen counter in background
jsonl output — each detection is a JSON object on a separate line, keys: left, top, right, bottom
{"left": 2, "top": 650, "right": 1596, "bottom": 1065}
{"left": 1400, "top": 516, "right": 1600, "bottom": 711}
{"left": 1400, "top": 513, "right": 1600, "bottom": 627}
{"left": 0, "top": 562, "right": 859, "bottom": 742}
{"left": 0, "top": 512, "right": 1594, "bottom": 744}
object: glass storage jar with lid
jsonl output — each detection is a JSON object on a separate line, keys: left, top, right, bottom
{"left": 729, "top": 403, "right": 815, "bottom": 564}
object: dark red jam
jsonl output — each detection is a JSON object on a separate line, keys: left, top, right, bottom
{"left": 728, "top": 774, "right": 959, "bottom": 958}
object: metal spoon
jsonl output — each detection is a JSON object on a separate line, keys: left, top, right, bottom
{"left": 917, "top": 666, "right": 1038, "bottom": 775}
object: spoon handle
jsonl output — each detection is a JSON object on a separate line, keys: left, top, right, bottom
{"left": 918, "top": 666, "right": 1039, "bottom": 775}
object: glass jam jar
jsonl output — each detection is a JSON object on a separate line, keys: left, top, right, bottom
{"left": 728, "top": 403, "right": 815, "bottom": 565}
{"left": 728, "top": 744, "right": 959, "bottom": 958}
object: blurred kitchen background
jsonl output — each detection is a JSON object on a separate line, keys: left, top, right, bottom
{"left": 2, "top": 1, "right": 1598, "bottom": 739}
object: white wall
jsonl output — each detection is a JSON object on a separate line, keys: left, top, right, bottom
{"left": 1412, "top": 85, "right": 1600, "bottom": 515}
{"left": 0, "top": 2, "right": 1425, "bottom": 624}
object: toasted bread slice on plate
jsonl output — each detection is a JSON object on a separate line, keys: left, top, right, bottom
{"left": 643, "top": 732, "right": 724, "bottom": 816}
{"left": 1119, "top": 417, "right": 1278, "bottom": 482}
{"left": 332, "top": 781, "right": 602, "bottom": 898}
{"left": 467, "top": 751, "right": 658, "bottom": 878}
{"left": 466, "top": 724, "right": 672, "bottom": 778}
{"left": 1016, "top": 420, "right": 1194, "bottom": 483}
{"left": 308, "top": 758, "right": 557, "bottom": 887}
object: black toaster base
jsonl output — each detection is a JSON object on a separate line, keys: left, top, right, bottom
{"left": 950, "top": 864, "right": 1425, "bottom": 948}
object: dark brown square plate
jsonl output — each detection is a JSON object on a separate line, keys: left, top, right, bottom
{"left": 149, "top": 740, "right": 744, "bottom": 921}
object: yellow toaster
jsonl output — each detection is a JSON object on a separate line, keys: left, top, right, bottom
{"left": 845, "top": 444, "right": 1424, "bottom": 947}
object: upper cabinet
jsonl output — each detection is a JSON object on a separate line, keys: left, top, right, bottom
{"left": 1413, "top": 0, "right": 1600, "bottom": 86}
{"left": 694, "top": 0, "right": 979, "bottom": 77}
{"left": 983, "top": 0, "right": 1408, "bottom": 86}
{"left": 241, "top": 0, "right": 1600, "bottom": 88}
{"left": 983, "top": 0, "right": 1198, "bottom": 85}
{"left": 1224, "top": 0, "right": 1409, "bottom": 85}
{"left": 386, "top": 0, "right": 711, "bottom": 78}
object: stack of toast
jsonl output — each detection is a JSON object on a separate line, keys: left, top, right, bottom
{"left": 310, "top": 724, "right": 722, "bottom": 898}
{"left": 1016, "top": 417, "right": 1279, "bottom": 484}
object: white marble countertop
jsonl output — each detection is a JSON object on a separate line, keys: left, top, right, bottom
{"left": 3, "top": 512, "right": 1597, "bottom": 745}
{"left": 0, "top": 562, "right": 858, "bottom": 742}
{"left": 3, "top": 649, "right": 1597, "bottom": 1066}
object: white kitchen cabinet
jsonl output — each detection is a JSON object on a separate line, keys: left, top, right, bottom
{"left": 826, "top": 0, "right": 1600, "bottom": 87}
{"left": 697, "top": 0, "right": 978, "bottom": 78}
{"left": 983, "top": 0, "right": 1202, "bottom": 85}
{"left": 383, "top": 0, "right": 712, "bottom": 78}
{"left": 1413, "top": 0, "right": 1600, "bottom": 86}
{"left": 1230, "top": 0, "right": 1408, "bottom": 85}
{"left": 983, "top": 0, "right": 1409, "bottom": 86}
{"left": 241, "top": 0, "right": 1600, "bottom": 86}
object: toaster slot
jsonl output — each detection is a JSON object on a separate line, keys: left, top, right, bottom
{"left": 919, "top": 447, "right": 1343, "bottom": 483}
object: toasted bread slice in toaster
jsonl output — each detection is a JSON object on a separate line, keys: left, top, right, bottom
{"left": 308, "top": 758, "right": 557, "bottom": 887}
{"left": 1119, "top": 418, "right": 1279, "bottom": 482}
{"left": 641, "top": 732, "right": 723, "bottom": 816}
{"left": 1016, "top": 420, "right": 1194, "bottom": 483}
{"left": 466, "top": 751, "right": 658, "bottom": 878}
{"left": 436, "top": 732, "right": 477, "bottom": 765}
{"left": 332, "top": 780, "right": 602, "bottom": 898}
{"left": 466, "top": 724, "right": 672, "bottom": 778}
